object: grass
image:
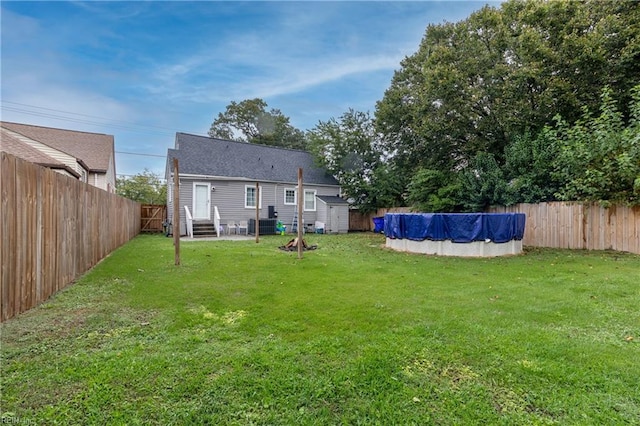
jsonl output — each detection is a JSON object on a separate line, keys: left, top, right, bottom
{"left": 1, "top": 233, "right": 639, "bottom": 425}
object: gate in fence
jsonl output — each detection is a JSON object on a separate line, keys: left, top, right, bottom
{"left": 141, "top": 204, "right": 166, "bottom": 233}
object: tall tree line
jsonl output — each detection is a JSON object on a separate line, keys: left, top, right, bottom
{"left": 210, "top": 0, "right": 640, "bottom": 212}
{"left": 371, "top": 0, "right": 639, "bottom": 211}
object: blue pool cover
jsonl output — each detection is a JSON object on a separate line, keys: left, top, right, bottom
{"left": 372, "top": 217, "right": 385, "bottom": 233}
{"left": 384, "top": 213, "right": 526, "bottom": 243}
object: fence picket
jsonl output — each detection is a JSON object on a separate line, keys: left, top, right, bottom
{"left": 487, "top": 202, "right": 639, "bottom": 254}
{"left": 1, "top": 153, "right": 17, "bottom": 321}
{"left": 0, "top": 152, "right": 140, "bottom": 322}
{"left": 350, "top": 202, "right": 639, "bottom": 255}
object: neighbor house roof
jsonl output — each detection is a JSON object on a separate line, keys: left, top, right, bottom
{"left": 0, "top": 121, "right": 114, "bottom": 173}
{"left": 0, "top": 129, "right": 82, "bottom": 178}
{"left": 167, "top": 132, "right": 339, "bottom": 186}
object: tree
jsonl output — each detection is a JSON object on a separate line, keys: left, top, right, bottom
{"left": 551, "top": 86, "right": 640, "bottom": 205}
{"left": 116, "top": 169, "right": 167, "bottom": 205}
{"left": 208, "top": 98, "right": 307, "bottom": 149}
{"left": 307, "top": 110, "right": 383, "bottom": 211}
{"left": 375, "top": 0, "right": 640, "bottom": 180}
{"left": 363, "top": 163, "right": 407, "bottom": 212}
{"left": 406, "top": 169, "right": 462, "bottom": 212}
{"left": 502, "top": 129, "right": 561, "bottom": 204}
{"left": 458, "top": 152, "right": 509, "bottom": 212}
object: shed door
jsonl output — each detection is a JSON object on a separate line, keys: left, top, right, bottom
{"left": 193, "top": 183, "right": 210, "bottom": 220}
{"left": 329, "top": 205, "right": 340, "bottom": 233}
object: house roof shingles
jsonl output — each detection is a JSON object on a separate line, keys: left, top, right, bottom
{"left": 317, "top": 195, "right": 349, "bottom": 204}
{"left": 167, "top": 132, "right": 339, "bottom": 186}
{"left": 0, "top": 121, "right": 114, "bottom": 172}
{"left": 0, "top": 130, "right": 82, "bottom": 178}
{"left": 1, "top": 130, "right": 62, "bottom": 166}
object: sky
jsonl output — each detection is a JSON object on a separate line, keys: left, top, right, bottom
{"left": 1, "top": 1, "right": 497, "bottom": 178}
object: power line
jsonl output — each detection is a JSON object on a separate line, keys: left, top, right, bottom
{"left": 1, "top": 100, "right": 210, "bottom": 162}
{"left": 1, "top": 105, "right": 175, "bottom": 136}
{"left": 1, "top": 101, "right": 178, "bottom": 134}
{"left": 2, "top": 101, "right": 178, "bottom": 132}
{"left": 0, "top": 100, "right": 196, "bottom": 140}
{"left": 116, "top": 151, "right": 166, "bottom": 158}
{"left": 117, "top": 173, "right": 167, "bottom": 181}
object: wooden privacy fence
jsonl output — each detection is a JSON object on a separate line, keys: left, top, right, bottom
{"left": 141, "top": 204, "right": 166, "bottom": 233}
{"left": 351, "top": 202, "right": 639, "bottom": 254}
{"left": 349, "top": 207, "right": 412, "bottom": 231}
{"left": 1, "top": 152, "right": 141, "bottom": 322}
{"left": 489, "top": 202, "right": 640, "bottom": 254}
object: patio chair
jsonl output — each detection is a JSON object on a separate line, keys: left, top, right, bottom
{"left": 227, "top": 220, "right": 237, "bottom": 235}
{"left": 238, "top": 220, "right": 248, "bottom": 235}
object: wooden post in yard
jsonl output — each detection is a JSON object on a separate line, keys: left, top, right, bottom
{"left": 255, "top": 181, "right": 260, "bottom": 243}
{"left": 173, "top": 158, "right": 180, "bottom": 265}
{"left": 297, "top": 168, "right": 303, "bottom": 259}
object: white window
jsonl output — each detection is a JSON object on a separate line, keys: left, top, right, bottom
{"left": 245, "top": 185, "right": 262, "bottom": 208}
{"left": 304, "top": 190, "right": 316, "bottom": 211}
{"left": 284, "top": 188, "right": 296, "bottom": 205}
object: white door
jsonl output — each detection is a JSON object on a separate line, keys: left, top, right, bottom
{"left": 193, "top": 183, "right": 210, "bottom": 220}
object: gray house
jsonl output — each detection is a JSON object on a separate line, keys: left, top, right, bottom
{"left": 165, "top": 132, "right": 348, "bottom": 236}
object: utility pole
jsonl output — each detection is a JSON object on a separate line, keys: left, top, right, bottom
{"left": 255, "top": 181, "right": 260, "bottom": 243}
{"left": 173, "top": 158, "right": 180, "bottom": 265}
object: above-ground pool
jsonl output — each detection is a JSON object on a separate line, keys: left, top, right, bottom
{"left": 384, "top": 213, "right": 526, "bottom": 257}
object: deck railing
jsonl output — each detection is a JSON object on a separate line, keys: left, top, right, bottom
{"left": 184, "top": 205, "right": 193, "bottom": 238}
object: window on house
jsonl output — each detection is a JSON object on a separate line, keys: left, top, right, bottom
{"left": 284, "top": 188, "right": 296, "bottom": 205}
{"left": 245, "top": 185, "right": 262, "bottom": 208}
{"left": 304, "top": 190, "right": 316, "bottom": 211}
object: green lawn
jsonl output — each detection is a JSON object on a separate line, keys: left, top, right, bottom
{"left": 1, "top": 234, "right": 639, "bottom": 425}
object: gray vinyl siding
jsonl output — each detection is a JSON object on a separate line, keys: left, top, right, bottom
{"left": 168, "top": 176, "right": 340, "bottom": 235}
{"left": 316, "top": 200, "right": 328, "bottom": 229}
{"left": 213, "top": 181, "right": 340, "bottom": 229}
{"left": 272, "top": 184, "right": 341, "bottom": 230}
{"left": 167, "top": 178, "right": 197, "bottom": 235}
{"left": 212, "top": 180, "right": 251, "bottom": 224}
{"left": 317, "top": 200, "right": 349, "bottom": 233}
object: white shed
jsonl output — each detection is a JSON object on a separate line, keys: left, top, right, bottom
{"left": 316, "top": 196, "right": 350, "bottom": 234}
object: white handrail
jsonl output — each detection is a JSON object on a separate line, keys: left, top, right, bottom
{"left": 214, "top": 206, "right": 221, "bottom": 238}
{"left": 184, "top": 205, "right": 193, "bottom": 238}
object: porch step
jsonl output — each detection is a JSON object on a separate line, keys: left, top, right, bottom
{"left": 192, "top": 221, "right": 217, "bottom": 237}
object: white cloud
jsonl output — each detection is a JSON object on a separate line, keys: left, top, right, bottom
{"left": 2, "top": 67, "right": 137, "bottom": 132}
{"left": 137, "top": 2, "right": 433, "bottom": 105}
{"left": 144, "top": 36, "right": 405, "bottom": 104}
{"left": 69, "top": 1, "right": 151, "bottom": 21}
{"left": 1, "top": 0, "right": 497, "bottom": 176}
{"left": 236, "top": 54, "right": 402, "bottom": 99}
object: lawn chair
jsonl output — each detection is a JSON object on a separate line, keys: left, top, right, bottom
{"left": 238, "top": 220, "right": 248, "bottom": 235}
{"left": 227, "top": 220, "right": 237, "bottom": 235}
